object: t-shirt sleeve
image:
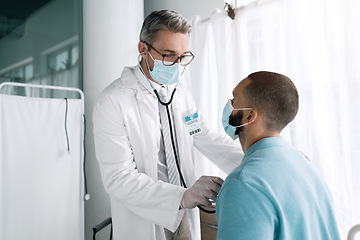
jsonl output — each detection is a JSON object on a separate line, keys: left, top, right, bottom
{"left": 216, "top": 178, "right": 278, "bottom": 240}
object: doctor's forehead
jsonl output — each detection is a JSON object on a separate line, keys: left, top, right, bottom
{"left": 153, "top": 30, "right": 190, "bottom": 51}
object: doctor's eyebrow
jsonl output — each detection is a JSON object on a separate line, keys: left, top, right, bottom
{"left": 161, "top": 48, "right": 175, "bottom": 53}
{"left": 161, "top": 48, "right": 190, "bottom": 55}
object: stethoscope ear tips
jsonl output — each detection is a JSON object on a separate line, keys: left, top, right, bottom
{"left": 84, "top": 193, "right": 90, "bottom": 201}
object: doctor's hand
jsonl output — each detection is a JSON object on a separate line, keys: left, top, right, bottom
{"left": 180, "top": 175, "right": 224, "bottom": 209}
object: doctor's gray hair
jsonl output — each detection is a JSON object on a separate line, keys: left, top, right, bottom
{"left": 139, "top": 10, "right": 192, "bottom": 44}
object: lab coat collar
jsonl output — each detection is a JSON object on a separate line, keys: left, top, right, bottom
{"left": 135, "top": 64, "right": 176, "bottom": 99}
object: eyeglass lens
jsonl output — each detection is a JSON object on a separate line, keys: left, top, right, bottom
{"left": 144, "top": 41, "right": 194, "bottom": 66}
{"left": 163, "top": 54, "right": 193, "bottom": 66}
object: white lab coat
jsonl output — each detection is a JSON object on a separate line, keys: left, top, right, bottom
{"left": 93, "top": 65, "right": 243, "bottom": 240}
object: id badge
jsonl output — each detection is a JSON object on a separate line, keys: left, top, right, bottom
{"left": 184, "top": 111, "right": 201, "bottom": 136}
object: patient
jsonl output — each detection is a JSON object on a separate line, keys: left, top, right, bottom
{"left": 216, "top": 71, "right": 340, "bottom": 240}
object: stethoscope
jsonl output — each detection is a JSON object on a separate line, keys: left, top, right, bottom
{"left": 139, "top": 56, "right": 215, "bottom": 214}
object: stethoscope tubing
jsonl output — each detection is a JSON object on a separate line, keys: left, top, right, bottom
{"left": 139, "top": 62, "right": 215, "bottom": 214}
{"left": 154, "top": 89, "right": 215, "bottom": 214}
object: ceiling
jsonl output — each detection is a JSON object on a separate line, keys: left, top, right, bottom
{"left": 0, "top": 0, "right": 51, "bottom": 39}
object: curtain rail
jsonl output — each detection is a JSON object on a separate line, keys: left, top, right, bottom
{"left": 0, "top": 81, "right": 84, "bottom": 113}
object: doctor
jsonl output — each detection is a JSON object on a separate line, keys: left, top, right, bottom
{"left": 93, "top": 10, "right": 243, "bottom": 240}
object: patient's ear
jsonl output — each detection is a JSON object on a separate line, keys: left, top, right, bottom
{"left": 246, "top": 109, "right": 257, "bottom": 124}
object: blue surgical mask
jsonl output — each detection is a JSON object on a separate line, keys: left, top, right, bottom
{"left": 222, "top": 99, "right": 253, "bottom": 140}
{"left": 146, "top": 50, "right": 184, "bottom": 85}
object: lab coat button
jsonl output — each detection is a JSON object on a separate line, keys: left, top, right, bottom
{"left": 149, "top": 121, "right": 155, "bottom": 128}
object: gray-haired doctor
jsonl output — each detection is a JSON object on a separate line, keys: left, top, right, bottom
{"left": 93, "top": 10, "right": 243, "bottom": 240}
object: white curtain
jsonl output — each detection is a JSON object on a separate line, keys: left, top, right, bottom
{"left": 186, "top": 0, "right": 360, "bottom": 238}
{"left": 0, "top": 93, "right": 84, "bottom": 240}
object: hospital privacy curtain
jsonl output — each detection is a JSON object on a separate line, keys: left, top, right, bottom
{"left": 186, "top": 0, "right": 360, "bottom": 238}
{"left": 0, "top": 89, "right": 84, "bottom": 239}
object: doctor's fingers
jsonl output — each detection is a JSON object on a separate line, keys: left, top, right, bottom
{"left": 200, "top": 187, "right": 218, "bottom": 202}
{"left": 191, "top": 191, "right": 213, "bottom": 207}
{"left": 191, "top": 182, "right": 219, "bottom": 201}
{"left": 198, "top": 175, "right": 224, "bottom": 187}
{"left": 197, "top": 176, "right": 223, "bottom": 194}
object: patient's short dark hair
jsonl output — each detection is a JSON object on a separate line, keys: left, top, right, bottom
{"left": 245, "top": 71, "right": 299, "bottom": 131}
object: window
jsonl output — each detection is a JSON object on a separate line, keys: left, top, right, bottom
{"left": 0, "top": 0, "right": 82, "bottom": 91}
{"left": 46, "top": 42, "right": 79, "bottom": 72}
{"left": 0, "top": 60, "right": 33, "bottom": 84}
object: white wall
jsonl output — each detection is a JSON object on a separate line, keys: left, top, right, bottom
{"left": 144, "top": 0, "right": 225, "bottom": 20}
{"left": 83, "top": 1, "right": 143, "bottom": 239}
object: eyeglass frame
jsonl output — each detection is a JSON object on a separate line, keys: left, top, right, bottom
{"left": 143, "top": 41, "right": 195, "bottom": 66}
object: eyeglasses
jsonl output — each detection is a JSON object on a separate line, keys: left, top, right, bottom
{"left": 143, "top": 41, "right": 195, "bottom": 66}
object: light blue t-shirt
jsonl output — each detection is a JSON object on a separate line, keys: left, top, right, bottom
{"left": 216, "top": 137, "right": 340, "bottom": 240}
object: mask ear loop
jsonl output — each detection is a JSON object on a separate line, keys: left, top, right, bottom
{"left": 233, "top": 110, "right": 255, "bottom": 128}
{"left": 138, "top": 47, "right": 157, "bottom": 90}
{"left": 138, "top": 43, "right": 182, "bottom": 104}
{"left": 138, "top": 51, "right": 145, "bottom": 63}
{"left": 143, "top": 44, "right": 156, "bottom": 74}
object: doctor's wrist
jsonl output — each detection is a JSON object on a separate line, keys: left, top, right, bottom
{"left": 180, "top": 197, "right": 186, "bottom": 209}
